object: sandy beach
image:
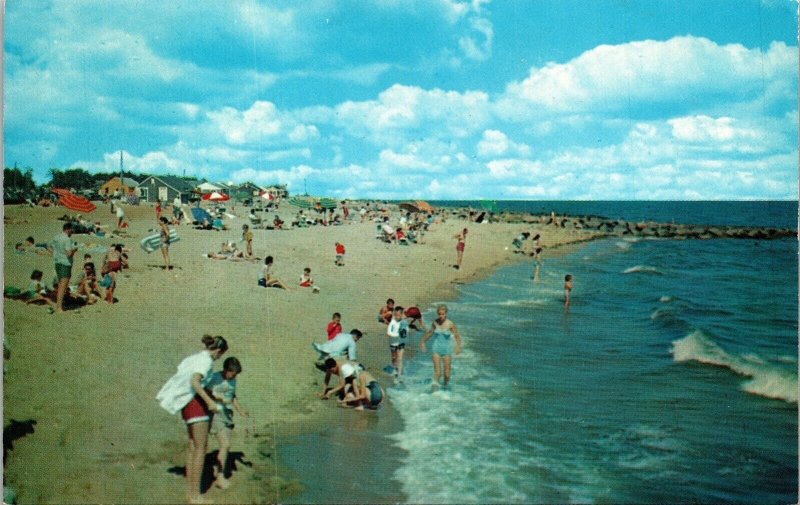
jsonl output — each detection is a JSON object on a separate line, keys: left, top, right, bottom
{"left": 3, "top": 201, "right": 602, "bottom": 503}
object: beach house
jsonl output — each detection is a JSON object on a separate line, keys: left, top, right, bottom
{"left": 99, "top": 177, "right": 140, "bottom": 198}
{"left": 137, "top": 175, "right": 198, "bottom": 204}
{"left": 196, "top": 181, "right": 233, "bottom": 195}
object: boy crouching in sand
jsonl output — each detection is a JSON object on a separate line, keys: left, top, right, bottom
{"left": 206, "top": 357, "right": 249, "bottom": 490}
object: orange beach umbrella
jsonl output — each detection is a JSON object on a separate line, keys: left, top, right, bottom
{"left": 51, "top": 188, "right": 96, "bottom": 213}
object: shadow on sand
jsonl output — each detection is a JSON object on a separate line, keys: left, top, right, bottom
{"left": 3, "top": 419, "right": 37, "bottom": 462}
{"left": 167, "top": 450, "right": 252, "bottom": 492}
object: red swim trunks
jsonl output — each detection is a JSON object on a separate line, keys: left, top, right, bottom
{"left": 181, "top": 395, "right": 213, "bottom": 425}
{"left": 405, "top": 307, "right": 422, "bottom": 319}
{"left": 456, "top": 241, "right": 465, "bottom": 252}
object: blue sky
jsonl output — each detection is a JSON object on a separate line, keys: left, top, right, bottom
{"left": 4, "top": 0, "right": 798, "bottom": 199}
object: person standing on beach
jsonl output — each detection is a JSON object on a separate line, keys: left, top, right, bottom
{"left": 334, "top": 242, "right": 345, "bottom": 266}
{"left": 173, "top": 195, "right": 183, "bottom": 222}
{"left": 159, "top": 217, "right": 171, "bottom": 271}
{"left": 454, "top": 228, "right": 468, "bottom": 270}
{"left": 419, "top": 305, "right": 462, "bottom": 388}
{"left": 156, "top": 335, "right": 228, "bottom": 504}
{"left": 115, "top": 202, "right": 126, "bottom": 228}
{"left": 326, "top": 312, "right": 342, "bottom": 340}
{"left": 242, "top": 224, "right": 253, "bottom": 258}
{"left": 206, "top": 356, "right": 249, "bottom": 490}
{"left": 49, "top": 222, "right": 78, "bottom": 313}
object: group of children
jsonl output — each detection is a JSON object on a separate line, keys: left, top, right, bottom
{"left": 378, "top": 298, "right": 426, "bottom": 383}
{"left": 20, "top": 244, "right": 129, "bottom": 310}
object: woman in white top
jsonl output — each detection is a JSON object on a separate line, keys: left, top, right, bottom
{"left": 257, "top": 256, "right": 287, "bottom": 289}
{"left": 157, "top": 335, "right": 228, "bottom": 504}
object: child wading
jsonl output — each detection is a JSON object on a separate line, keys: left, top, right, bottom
{"left": 387, "top": 306, "right": 408, "bottom": 382}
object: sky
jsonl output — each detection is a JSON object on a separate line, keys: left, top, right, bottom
{"left": 3, "top": 0, "right": 798, "bottom": 199}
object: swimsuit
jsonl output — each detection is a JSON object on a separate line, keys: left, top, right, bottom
{"left": 106, "top": 260, "right": 122, "bottom": 272}
{"left": 366, "top": 381, "right": 383, "bottom": 406}
{"left": 430, "top": 322, "right": 454, "bottom": 356}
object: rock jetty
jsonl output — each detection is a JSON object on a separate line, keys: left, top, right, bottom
{"left": 465, "top": 210, "right": 796, "bottom": 241}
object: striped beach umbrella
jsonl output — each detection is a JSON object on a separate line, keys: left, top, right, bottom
{"left": 51, "top": 188, "right": 96, "bottom": 213}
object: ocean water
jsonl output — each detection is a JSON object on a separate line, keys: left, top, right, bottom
{"left": 430, "top": 200, "right": 798, "bottom": 228}
{"left": 388, "top": 210, "right": 797, "bottom": 502}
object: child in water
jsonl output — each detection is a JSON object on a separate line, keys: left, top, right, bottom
{"left": 564, "top": 274, "right": 573, "bottom": 309}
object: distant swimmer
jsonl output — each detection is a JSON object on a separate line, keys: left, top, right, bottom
{"left": 419, "top": 304, "right": 462, "bottom": 388}
{"left": 564, "top": 274, "right": 573, "bottom": 309}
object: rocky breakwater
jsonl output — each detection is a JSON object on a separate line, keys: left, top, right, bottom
{"left": 496, "top": 212, "right": 796, "bottom": 241}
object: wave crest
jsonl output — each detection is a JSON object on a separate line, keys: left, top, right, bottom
{"left": 623, "top": 265, "right": 662, "bottom": 275}
{"left": 670, "top": 330, "right": 797, "bottom": 403}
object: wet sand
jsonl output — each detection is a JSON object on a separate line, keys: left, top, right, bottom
{"left": 2, "top": 201, "right": 600, "bottom": 503}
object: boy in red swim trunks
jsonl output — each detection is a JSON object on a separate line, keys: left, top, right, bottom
{"left": 335, "top": 242, "right": 345, "bottom": 266}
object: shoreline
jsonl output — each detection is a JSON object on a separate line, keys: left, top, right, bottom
{"left": 2, "top": 200, "right": 792, "bottom": 503}
{"left": 272, "top": 237, "right": 593, "bottom": 504}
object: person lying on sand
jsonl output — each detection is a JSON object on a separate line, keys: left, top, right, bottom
{"left": 16, "top": 237, "right": 50, "bottom": 255}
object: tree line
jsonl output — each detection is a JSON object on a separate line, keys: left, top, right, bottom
{"left": 2, "top": 167, "right": 195, "bottom": 203}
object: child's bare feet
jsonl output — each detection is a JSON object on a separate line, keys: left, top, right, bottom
{"left": 214, "top": 475, "right": 231, "bottom": 489}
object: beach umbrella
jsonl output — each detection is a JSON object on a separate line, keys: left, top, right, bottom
{"left": 51, "top": 188, "right": 72, "bottom": 198}
{"left": 51, "top": 188, "right": 96, "bottom": 213}
{"left": 479, "top": 199, "right": 497, "bottom": 213}
{"left": 318, "top": 198, "right": 338, "bottom": 210}
{"left": 190, "top": 207, "right": 212, "bottom": 223}
{"left": 288, "top": 196, "right": 314, "bottom": 209}
{"left": 399, "top": 200, "right": 435, "bottom": 213}
{"left": 202, "top": 191, "right": 230, "bottom": 202}
{"left": 259, "top": 191, "right": 274, "bottom": 201}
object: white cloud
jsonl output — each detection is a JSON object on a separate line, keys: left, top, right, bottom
{"left": 458, "top": 17, "right": 494, "bottom": 61}
{"left": 73, "top": 150, "right": 185, "bottom": 175}
{"left": 498, "top": 36, "right": 797, "bottom": 118}
{"left": 333, "top": 84, "right": 491, "bottom": 143}
{"left": 207, "top": 101, "right": 319, "bottom": 146}
{"left": 477, "top": 129, "right": 531, "bottom": 157}
{"left": 669, "top": 115, "right": 754, "bottom": 142}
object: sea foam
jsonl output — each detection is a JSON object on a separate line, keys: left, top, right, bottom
{"left": 388, "top": 348, "right": 548, "bottom": 503}
{"left": 670, "top": 330, "right": 798, "bottom": 403}
{"left": 623, "top": 265, "right": 662, "bottom": 274}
